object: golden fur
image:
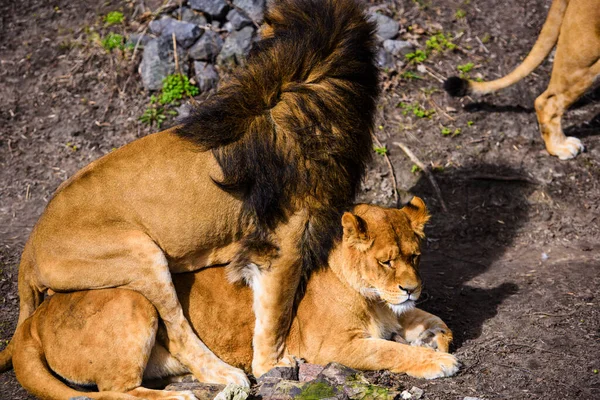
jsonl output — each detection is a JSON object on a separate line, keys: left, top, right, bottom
{"left": 11, "top": 200, "right": 459, "bottom": 399}
{"left": 0, "top": 0, "right": 379, "bottom": 383}
{"left": 444, "top": 0, "right": 600, "bottom": 160}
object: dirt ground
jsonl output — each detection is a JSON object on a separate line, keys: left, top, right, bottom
{"left": 1, "top": 0, "right": 599, "bottom": 399}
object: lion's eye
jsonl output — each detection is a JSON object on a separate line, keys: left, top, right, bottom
{"left": 378, "top": 260, "right": 392, "bottom": 268}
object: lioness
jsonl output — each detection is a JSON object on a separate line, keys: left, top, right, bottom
{"left": 11, "top": 199, "right": 459, "bottom": 400}
{"left": 0, "top": 0, "right": 379, "bottom": 383}
{"left": 444, "top": 0, "right": 599, "bottom": 160}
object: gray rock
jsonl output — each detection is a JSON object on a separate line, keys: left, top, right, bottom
{"left": 69, "top": 397, "right": 93, "bottom": 400}
{"left": 383, "top": 39, "right": 414, "bottom": 57}
{"left": 317, "top": 362, "right": 366, "bottom": 386}
{"left": 217, "top": 26, "right": 254, "bottom": 65}
{"left": 370, "top": 13, "right": 399, "bottom": 40}
{"left": 149, "top": 17, "right": 203, "bottom": 49}
{"left": 377, "top": 47, "right": 395, "bottom": 69}
{"left": 257, "top": 379, "right": 324, "bottom": 400}
{"left": 126, "top": 33, "right": 153, "bottom": 47}
{"left": 258, "top": 366, "right": 299, "bottom": 383}
{"left": 189, "top": 30, "right": 224, "bottom": 61}
{"left": 194, "top": 61, "right": 219, "bottom": 92}
{"left": 299, "top": 363, "right": 326, "bottom": 382}
{"left": 139, "top": 36, "right": 187, "bottom": 91}
{"left": 233, "top": 0, "right": 265, "bottom": 23}
{"left": 409, "top": 386, "right": 424, "bottom": 399}
{"left": 214, "top": 384, "right": 250, "bottom": 400}
{"left": 189, "top": 0, "right": 229, "bottom": 19}
{"left": 226, "top": 9, "right": 252, "bottom": 31}
{"left": 179, "top": 7, "right": 208, "bottom": 26}
{"left": 175, "top": 103, "right": 193, "bottom": 119}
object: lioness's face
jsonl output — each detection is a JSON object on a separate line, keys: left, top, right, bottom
{"left": 341, "top": 197, "right": 430, "bottom": 314}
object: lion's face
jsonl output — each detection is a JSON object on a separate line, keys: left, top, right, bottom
{"left": 339, "top": 197, "right": 430, "bottom": 314}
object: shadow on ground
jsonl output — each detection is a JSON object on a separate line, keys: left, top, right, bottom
{"left": 407, "top": 164, "right": 535, "bottom": 348}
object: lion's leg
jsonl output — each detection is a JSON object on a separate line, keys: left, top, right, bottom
{"left": 35, "top": 231, "right": 248, "bottom": 386}
{"left": 335, "top": 338, "right": 459, "bottom": 380}
{"left": 248, "top": 215, "right": 305, "bottom": 377}
{"left": 397, "top": 308, "right": 453, "bottom": 353}
{"left": 534, "top": 25, "right": 600, "bottom": 159}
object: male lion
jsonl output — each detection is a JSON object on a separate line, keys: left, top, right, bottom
{"left": 444, "top": 0, "right": 599, "bottom": 160}
{"left": 0, "top": 0, "right": 379, "bottom": 384}
{"left": 11, "top": 199, "right": 459, "bottom": 400}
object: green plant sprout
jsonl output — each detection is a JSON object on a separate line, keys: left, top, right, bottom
{"left": 159, "top": 74, "right": 199, "bottom": 105}
{"left": 398, "top": 102, "right": 435, "bottom": 119}
{"left": 405, "top": 49, "right": 428, "bottom": 64}
{"left": 400, "top": 71, "right": 423, "bottom": 80}
{"left": 374, "top": 146, "right": 388, "bottom": 156}
{"left": 140, "top": 106, "right": 167, "bottom": 129}
{"left": 104, "top": 11, "right": 124, "bottom": 26}
{"left": 101, "top": 33, "right": 124, "bottom": 51}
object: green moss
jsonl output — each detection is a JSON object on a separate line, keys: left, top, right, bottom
{"left": 296, "top": 382, "right": 337, "bottom": 400}
{"left": 357, "top": 384, "right": 390, "bottom": 400}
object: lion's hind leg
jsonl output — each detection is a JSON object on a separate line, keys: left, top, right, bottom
{"left": 534, "top": 4, "right": 600, "bottom": 160}
{"left": 34, "top": 229, "right": 248, "bottom": 386}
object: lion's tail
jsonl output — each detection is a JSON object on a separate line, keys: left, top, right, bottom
{"left": 0, "top": 241, "right": 43, "bottom": 373}
{"left": 178, "top": 0, "right": 379, "bottom": 273}
{"left": 444, "top": 0, "right": 568, "bottom": 97}
{"left": 12, "top": 319, "right": 138, "bottom": 400}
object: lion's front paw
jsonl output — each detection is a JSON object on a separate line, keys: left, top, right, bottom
{"left": 549, "top": 136, "right": 585, "bottom": 160}
{"left": 406, "top": 351, "right": 460, "bottom": 380}
{"left": 412, "top": 327, "right": 452, "bottom": 353}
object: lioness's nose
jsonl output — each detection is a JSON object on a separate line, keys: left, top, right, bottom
{"left": 398, "top": 284, "right": 418, "bottom": 294}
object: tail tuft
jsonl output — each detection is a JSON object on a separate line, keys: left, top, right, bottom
{"left": 444, "top": 76, "right": 470, "bottom": 97}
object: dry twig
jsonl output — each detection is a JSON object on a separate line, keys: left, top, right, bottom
{"left": 393, "top": 141, "right": 448, "bottom": 212}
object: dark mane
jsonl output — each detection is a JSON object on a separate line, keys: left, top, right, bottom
{"left": 176, "top": 0, "right": 379, "bottom": 275}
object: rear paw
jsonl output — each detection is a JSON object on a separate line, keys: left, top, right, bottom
{"left": 274, "top": 355, "right": 299, "bottom": 368}
{"left": 203, "top": 365, "right": 250, "bottom": 387}
{"left": 550, "top": 136, "right": 585, "bottom": 160}
{"left": 407, "top": 351, "right": 460, "bottom": 380}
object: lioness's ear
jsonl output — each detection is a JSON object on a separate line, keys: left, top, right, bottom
{"left": 342, "top": 212, "right": 371, "bottom": 250}
{"left": 400, "top": 196, "right": 430, "bottom": 238}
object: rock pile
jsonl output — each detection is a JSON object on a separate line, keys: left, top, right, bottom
{"left": 137, "top": 0, "right": 265, "bottom": 91}
{"left": 133, "top": 2, "right": 412, "bottom": 94}
{"left": 165, "top": 362, "right": 402, "bottom": 400}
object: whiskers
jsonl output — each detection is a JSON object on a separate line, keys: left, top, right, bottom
{"left": 359, "top": 287, "right": 380, "bottom": 299}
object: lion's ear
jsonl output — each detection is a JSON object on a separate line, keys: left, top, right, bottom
{"left": 400, "top": 196, "right": 430, "bottom": 238}
{"left": 342, "top": 212, "right": 371, "bottom": 250}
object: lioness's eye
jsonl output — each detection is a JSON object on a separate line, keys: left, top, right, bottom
{"left": 378, "top": 260, "right": 391, "bottom": 268}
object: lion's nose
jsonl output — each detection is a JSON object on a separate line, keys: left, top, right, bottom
{"left": 398, "top": 284, "right": 418, "bottom": 295}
